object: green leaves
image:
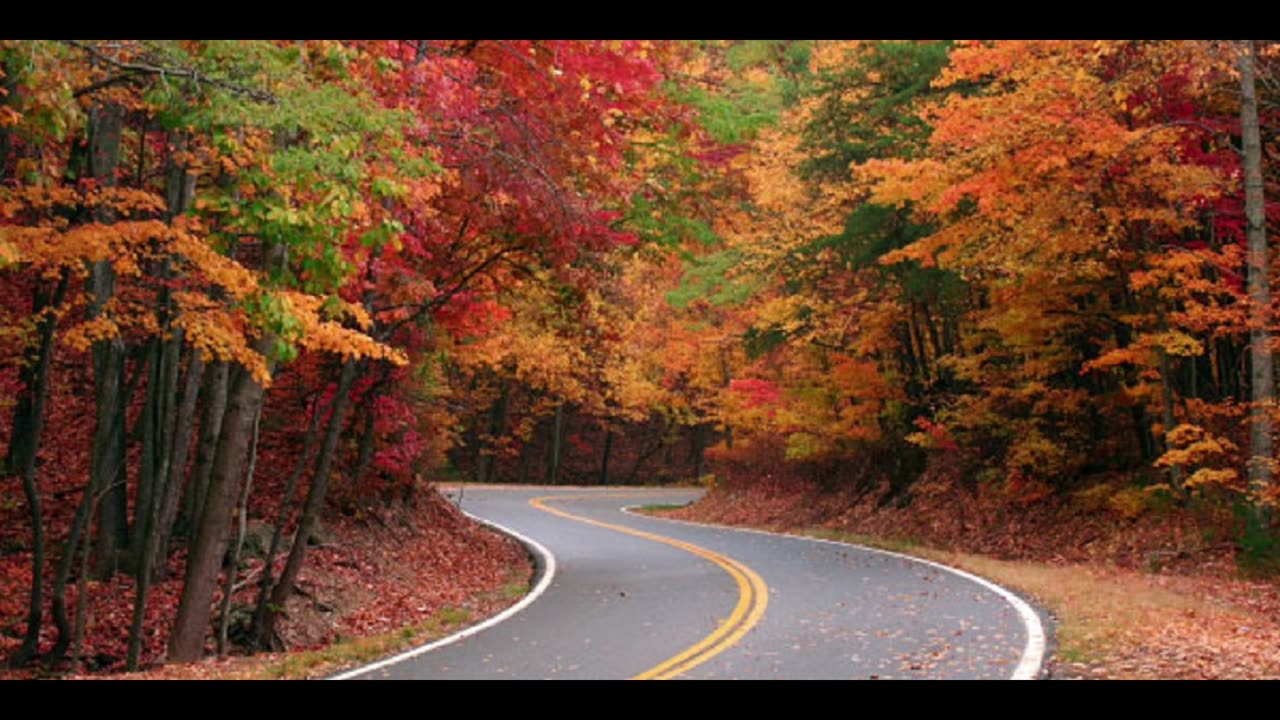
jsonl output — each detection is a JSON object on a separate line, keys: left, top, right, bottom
{"left": 666, "top": 248, "right": 761, "bottom": 309}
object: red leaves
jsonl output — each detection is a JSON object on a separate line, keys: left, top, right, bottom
{"left": 911, "top": 417, "right": 959, "bottom": 453}
{"left": 729, "top": 377, "right": 782, "bottom": 408}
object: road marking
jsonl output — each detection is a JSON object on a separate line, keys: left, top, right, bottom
{"left": 529, "top": 493, "right": 768, "bottom": 681}
{"left": 626, "top": 508, "right": 1048, "bottom": 680}
{"left": 330, "top": 513, "right": 557, "bottom": 680}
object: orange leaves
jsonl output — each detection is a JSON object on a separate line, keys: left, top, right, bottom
{"left": 171, "top": 292, "right": 269, "bottom": 383}
{"left": 61, "top": 314, "right": 119, "bottom": 352}
{"left": 0, "top": 239, "right": 16, "bottom": 268}
{"left": 1155, "top": 423, "right": 1242, "bottom": 492}
{"left": 0, "top": 105, "right": 20, "bottom": 128}
{"left": 1157, "top": 420, "right": 1233, "bottom": 471}
{"left": 866, "top": 42, "right": 1229, "bottom": 278}
{"left": 906, "top": 417, "right": 958, "bottom": 452}
{"left": 275, "top": 290, "right": 406, "bottom": 367}
{"left": 168, "top": 229, "right": 258, "bottom": 300}
{"left": 1083, "top": 347, "right": 1150, "bottom": 374}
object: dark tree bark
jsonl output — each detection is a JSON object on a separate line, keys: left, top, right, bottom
{"left": 125, "top": 133, "right": 197, "bottom": 669}
{"left": 1157, "top": 345, "right": 1184, "bottom": 491}
{"left": 84, "top": 102, "right": 129, "bottom": 579}
{"left": 548, "top": 403, "right": 565, "bottom": 485}
{"left": 218, "top": 405, "right": 261, "bottom": 656}
{"left": 181, "top": 360, "right": 229, "bottom": 537}
{"left": 154, "top": 347, "right": 205, "bottom": 574}
{"left": 258, "top": 358, "right": 360, "bottom": 645}
{"left": 351, "top": 401, "right": 378, "bottom": 485}
{"left": 0, "top": 52, "right": 21, "bottom": 179}
{"left": 4, "top": 273, "right": 68, "bottom": 667}
{"left": 691, "top": 423, "right": 707, "bottom": 483}
{"left": 478, "top": 384, "right": 509, "bottom": 484}
{"left": 599, "top": 427, "right": 613, "bottom": 486}
{"left": 249, "top": 390, "right": 326, "bottom": 650}
{"left": 1241, "top": 40, "right": 1275, "bottom": 529}
{"left": 170, "top": 220, "right": 284, "bottom": 662}
{"left": 167, "top": 340, "right": 274, "bottom": 663}
{"left": 125, "top": 334, "right": 169, "bottom": 668}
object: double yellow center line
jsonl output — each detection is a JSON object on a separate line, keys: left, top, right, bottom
{"left": 529, "top": 494, "right": 768, "bottom": 680}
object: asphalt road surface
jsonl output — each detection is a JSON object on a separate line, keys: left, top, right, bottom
{"left": 335, "top": 485, "right": 1047, "bottom": 680}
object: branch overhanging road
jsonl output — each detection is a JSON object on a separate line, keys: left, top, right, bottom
{"left": 335, "top": 485, "right": 1048, "bottom": 680}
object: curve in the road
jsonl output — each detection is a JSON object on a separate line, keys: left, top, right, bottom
{"left": 335, "top": 486, "right": 1048, "bottom": 680}
{"left": 621, "top": 505, "right": 1048, "bottom": 680}
{"left": 529, "top": 493, "right": 767, "bottom": 680}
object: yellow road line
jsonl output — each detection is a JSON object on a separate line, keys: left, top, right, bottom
{"left": 529, "top": 493, "right": 768, "bottom": 681}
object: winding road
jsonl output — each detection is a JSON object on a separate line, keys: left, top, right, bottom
{"left": 334, "top": 485, "right": 1047, "bottom": 680}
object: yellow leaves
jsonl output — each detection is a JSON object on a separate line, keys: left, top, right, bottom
{"left": 0, "top": 105, "right": 21, "bottom": 127}
{"left": 173, "top": 293, "right": 273, "bottom": 385}
{"left": 0, "top": 238, "right": 18, "bottom": 268}
{"left": 862, "top": 157, "right": 964, "bottom": 229}
{"left": 1154, "top": 423, "right": 1241, "bottom": 493}
{"left": 1147, "top": 330, "right": 1204, "bottom": 357}
{"left": 62, "top": 315, "right": 119, "bottom": 352}
{"left": 273, "top": 290, "right": 407, "bottom": 367}
{"left": 170, "top": 230, "right": 258, "bottom": 300}
{"left": 1104, "top": 484, "right": 1172, "bottom": 520}
{"left": 753, "top": 295, "right": 805, "bottom": 335}
{"left": 1183, "top": 467, "right": 1240, "bottom": 490}
{"left": 336, "top": 298, "right": 374, "bottom": 332}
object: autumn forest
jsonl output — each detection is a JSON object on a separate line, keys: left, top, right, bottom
{"left": 2, "top": 40, "right": 1280, "bottom": 677}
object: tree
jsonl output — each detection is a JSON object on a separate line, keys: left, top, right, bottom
{"left": 1239, "top": 39, "right": 1274, "bottom": 528}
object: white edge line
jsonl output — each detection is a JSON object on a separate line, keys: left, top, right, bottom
{"left": 620, "top": 503, "right": 1048, "bottom": 680}
{"left": 329, "top": 511, "right": 557, "bottom": 680}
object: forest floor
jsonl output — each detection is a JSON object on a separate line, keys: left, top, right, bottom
{"left": 657, "top": 475, "right": 1280, "bottom": 680}
{"left": 0, "top": 484, "right": 533, "bottom": 680}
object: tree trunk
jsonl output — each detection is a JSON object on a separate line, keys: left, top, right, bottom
{"left": 218, "top": 405, "right": 261, "bottom": 656}
{"left": 154, "top": 347, "right": 205, "bottom": 575}
{"left": 1158, "top": 346, "right": 1185, "bottom": 491}
{"left": 516, "top": 435, "right": 531, "bottom": 484}
{"left": 548, "top": 403, "right": 565, "bottom": 485}
{"left": 124, "top": 327, "right": 180, "bottom": 671}
{"left": 599, "top": 427, "right": 613, "bottom": 486}
{"left": 123, "top": 126, "right": 199, "bottom": 669}
{"left": 908, "top": 301, "right": 931, "bottom": 386}
{"left": 249, "top": 390, "right": 326, "bottom": 650}
{"left": 691, "top": 423, "right": 706, "bottom": 483}
{"left": 69, "top": 511, "right": 92, "bottom": 674}
{"left": 479, "top": 385, "right": 509, "bottom": 484}
{"left": 180, "top": 360, "right": 229, "bottom": 537}
{"left": 4, "top": 273, "right": 67, "bottom": 667}
{"left": 1241, "top": 39, "right": 1275, "bottom": 528}
{"left": 0, "top": 52, "right": 21, "bottom": 180}
{"left": 85, "top": 101, "right": 128, "bottom": 579}
{"left": 258, "top": 359, "right": 360, "bottom": 645}
{"left": 921, "top": 298, "right": 943, "bottom": 362}
{"left": 351, "top": 401, "right": 378, "bottom": 486}
{"left": 166, "top": 339, "right": 274, "bottom": 663}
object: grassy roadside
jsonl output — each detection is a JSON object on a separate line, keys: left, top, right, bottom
{"left": 63, "top": 575, "right": 532, "bottom": 680}
{"left": 258, "top": 577, "right": 531, "bottom": 680}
